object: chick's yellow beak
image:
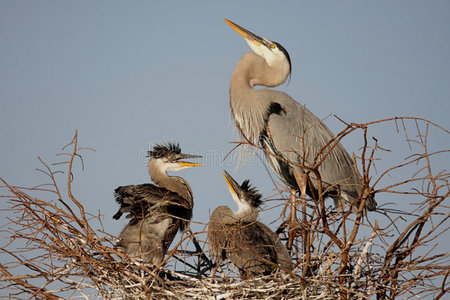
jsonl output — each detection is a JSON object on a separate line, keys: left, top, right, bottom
{"left": 177, "top": 162, "right": 203, "bottom": 168}
{"left": 222, "top": 171, "right": 235, "bottom": 194}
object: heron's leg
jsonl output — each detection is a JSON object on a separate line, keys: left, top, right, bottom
{"left": 287, "top": 187, "right": 297, "bottom": 251}
{"left": 210, "top": 264, "right": 219, "bottom": 278}
{"left": 293, "top": 170, "right": 308, "bottom": 255}
{"left": 210, "top": 264, "right": 226, "bottom": 279}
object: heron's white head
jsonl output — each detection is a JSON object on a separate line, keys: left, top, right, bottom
{"left": 148, "top": 142, "right": 203, "bottom": 173}
{"left": 222, "top": 171, "right": 262, "bottom": 218}
{"left": 224, "top": 18, "right": 291, "bottom": 78}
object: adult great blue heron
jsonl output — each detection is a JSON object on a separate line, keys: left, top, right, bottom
{"left": 113, "top": 143, "right": 202, "bottom": 265}
{"left": 224, "top": 18, "right": 376, "bottom": 214}
{"left": 208, "top": 171, "right": 293, "bottom": 278}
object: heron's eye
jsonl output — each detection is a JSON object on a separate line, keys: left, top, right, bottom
{"left": 270, "top": 44, "right": 276, "bottom": 49}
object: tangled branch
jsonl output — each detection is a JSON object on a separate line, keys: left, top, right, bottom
{"left": 1, "top": 118, "right": 448, "bottom": 299}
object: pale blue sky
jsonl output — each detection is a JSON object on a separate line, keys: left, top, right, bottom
{"left": 1, "top": 0, "right": 449, "bottom": 286}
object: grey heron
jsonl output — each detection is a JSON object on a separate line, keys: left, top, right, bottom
{"left": 113, "top": 142, "right": 202, "bottom": 265}
{"left": 224, "top": 18, "right": 376, "bottom": 214}
{"left": 208, "top": 171, "right": 293, "bottom": 278}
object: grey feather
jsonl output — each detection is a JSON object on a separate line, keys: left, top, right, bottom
{"left": 226, "top": 20, "right": 376, "bottom": 212}
{"left": 113, "top": 143, "right": 200, "bottom": 264}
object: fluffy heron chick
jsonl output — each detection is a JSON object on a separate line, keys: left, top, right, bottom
{"left": 113, "top": 142, "right": 202, "bottom": 265}
{"left": 208, "top": 171, "right": 293, "bottom": 278}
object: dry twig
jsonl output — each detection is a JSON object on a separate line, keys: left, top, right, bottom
{"left": 1, "top": 118, "right": 448, "bottom": 299}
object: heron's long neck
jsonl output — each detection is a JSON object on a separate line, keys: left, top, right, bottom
{"left": 213, "top": 205, "right": 258, "bottom": 225}
{"left": 230, "top": 52, "right": 283, "bottom": 143}
{"left": 149, "top": 164, "right": 193, "bottom": 203}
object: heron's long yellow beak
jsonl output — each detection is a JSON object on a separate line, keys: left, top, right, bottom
{"left": 222, "top": 170, "right": 242, "bottom": 199}
{"left": 177, "top": 162, "right": 203, "bottom": 168}
{"left": 224, "top": 18, "right": 263, "bottom": 46}
{"left": 222, "top": 172, "right": 235, "bottom": 194}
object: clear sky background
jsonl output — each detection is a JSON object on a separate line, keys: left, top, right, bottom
{"left": 1, "top": 0, "right": 449, "bottom": 287}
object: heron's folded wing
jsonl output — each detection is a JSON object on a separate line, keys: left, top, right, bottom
{"left": 113, "top": 184, "right": 189, "bottom": 221}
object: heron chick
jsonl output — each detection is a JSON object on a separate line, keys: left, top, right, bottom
{"left": 224, "top": 18, "right": 376, "bottom": 213}
{"left": 113, "top": 142, "right": 202, "bottom": 265}
{"left": 208, "top": 171, "right": 293, "bottom": 278}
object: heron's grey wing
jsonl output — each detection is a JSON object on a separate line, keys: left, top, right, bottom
{"left": 113, "top": 184, "right": 187, "bottom": 222}
{"left": 208, "top": 207, "right": 231, "bottom": 264}
{"left": 116, "top": 221, "right": 164, "bottom": 264}
{"left": 256, "top": 222, "right": 293, "bottom": 271}
{"left": 265, "top": 91, "right": 362, "bottom": 203}
{"left": 117, "top": 214, "right": 170, "bottom": 265}
{"left": 115, "top": 184, "right": 190, "bottom": 264}
{"left": 225, "top": 221, "right": 282, "bottom": 276}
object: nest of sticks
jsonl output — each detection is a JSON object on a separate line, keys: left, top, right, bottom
{"left": 1, "top": 118, "right": 449, "bottom": 299}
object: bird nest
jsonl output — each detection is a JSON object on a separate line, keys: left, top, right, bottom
{"left": 1, "top": 118, "right": 449, "bottom": 299}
